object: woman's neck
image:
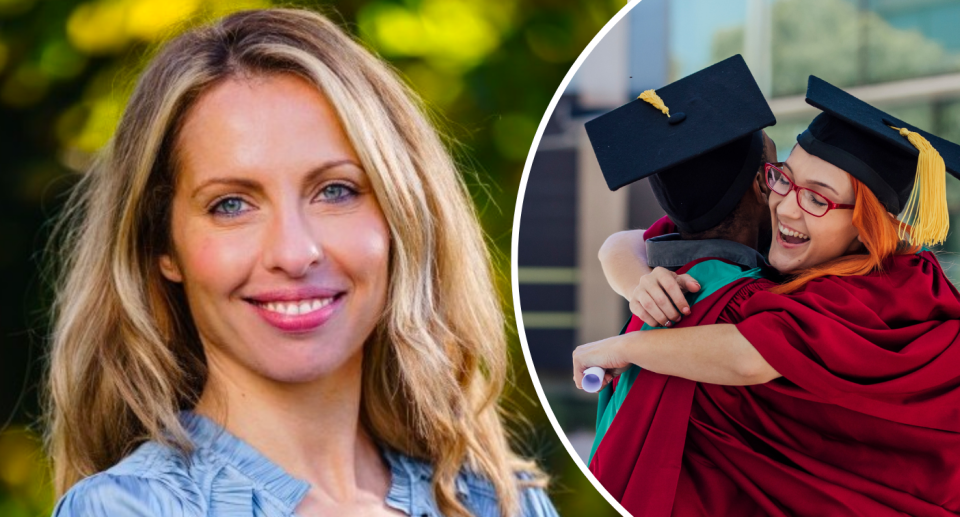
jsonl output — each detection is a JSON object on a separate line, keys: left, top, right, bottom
{"left": 194, "top": 350, "right": 392, "bottom": 505}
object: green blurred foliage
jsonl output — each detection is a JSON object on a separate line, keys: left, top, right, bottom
{"left": 0, "top": 0, "right": 627, "bottom": 515}
{"left": 0, "top": 428, "right": 51, "bottom": 516}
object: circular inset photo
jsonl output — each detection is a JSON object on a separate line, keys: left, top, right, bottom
{"left": 513, "top": 0, "right": 960, "bottom": 515}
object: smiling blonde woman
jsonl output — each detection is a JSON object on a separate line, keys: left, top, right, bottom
{"left": 46, "top": 9, "right": 555, "bottom": 517}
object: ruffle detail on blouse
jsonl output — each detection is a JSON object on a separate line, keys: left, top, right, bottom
{"left": 53, "top": 412, "right": 560, "bottom": 517}
{"left": 384, "top": 447, "right": 434, "bottom": 516}
{"left": 208, "top": 465, "right": 255, "bottom": 517}
{"left": 381, "top": 447, "right": 509, "bottom": 517}
{"left": 180, "top": 411, "right": 310, "bottom": 513}
{"left": 52, "top": 470, "right": 204, "bottom": 517}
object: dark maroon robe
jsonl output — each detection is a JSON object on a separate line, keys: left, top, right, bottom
{"left": 591, "top": 240, "right": 960, "bottom": 515}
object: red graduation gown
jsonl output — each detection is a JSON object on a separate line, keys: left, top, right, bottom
{"left": 591, "top": 251, "right": 960, "bottom": 516}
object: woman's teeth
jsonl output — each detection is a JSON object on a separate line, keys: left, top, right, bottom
{"left": 778, "top": 222, "right": 810, "bottom": 242}
{"left": 260, "top": 298, "right": 333, "bottom": 316}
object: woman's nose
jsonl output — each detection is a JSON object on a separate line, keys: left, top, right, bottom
{"left": 262, "top": 206, "right": 322, "bottom": 277}
{"left": 776, "top": 189, "right": 803, "bottom": 220}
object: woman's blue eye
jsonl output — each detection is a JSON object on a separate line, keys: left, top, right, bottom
{"left": 318, "top": 183, "right": 356, "bottom": 202}
{"left": 211, "top": 197, "right": 249, "bottom": 216}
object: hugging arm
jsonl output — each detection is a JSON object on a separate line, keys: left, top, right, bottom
{"left": 598, "top": 229, "right": 651, "bottom": 298}
{"left": 572, "top": 324, "right": 781, "bottom": 389}
{"left": 599, "top": 229, "right": 702, "bottom": 327}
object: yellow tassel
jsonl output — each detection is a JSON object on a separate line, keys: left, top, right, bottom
{"left": 890, "top": 126, "right": 949, "bottom": 247}
{"left": 638, "top": 90, "right": 670, "bottom": 117}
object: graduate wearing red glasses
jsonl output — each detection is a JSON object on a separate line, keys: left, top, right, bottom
{"left": 579, "top": 76, "right": 960, "bottom": 516}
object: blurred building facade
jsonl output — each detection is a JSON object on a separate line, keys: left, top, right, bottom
{"left": 517, "top": 0, "right": 960, "bottom": 460}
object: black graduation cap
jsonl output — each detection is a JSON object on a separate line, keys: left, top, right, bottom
{"left": 585, "top": 55, "right": 776, "bottom": 233}
{"left": 800, "top": 75, "right": 960, "bottom": 246}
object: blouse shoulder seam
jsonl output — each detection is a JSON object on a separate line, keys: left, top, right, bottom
{"left": 58, "top": 470, "right": 205, "bottom": 517}
{"left": 86, "top": 468, "right": 196, "bottom": 491}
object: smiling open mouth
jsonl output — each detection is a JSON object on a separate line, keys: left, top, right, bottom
{"left": 778, "top": 222, "right": 810, "bottom": 245}
{"left": 245, "top": 293, "right": 345, "bottom": 332}
{"left": 252, "top": 297, "right": 337, "bottom": 316}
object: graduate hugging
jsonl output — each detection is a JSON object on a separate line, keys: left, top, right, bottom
{"left": 576, "top": 55, "right": 960, "bottom": 516}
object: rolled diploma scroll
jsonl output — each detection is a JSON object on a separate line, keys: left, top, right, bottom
{"left": 582, "top": 366, "right": 605, "bottom": 393}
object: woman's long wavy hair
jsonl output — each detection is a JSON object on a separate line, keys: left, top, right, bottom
{"left": 45, "top": 9, "right": 539, "bottom": 517}
{"left": 772, "top": 176, "right": 920, "bottom": 294}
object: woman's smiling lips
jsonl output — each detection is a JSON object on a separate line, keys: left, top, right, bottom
{"left": 776, "top": 220, "right": 811, "bottom": 248}
{"left": 245, "top": 287, "right": 345, "bottom": 332}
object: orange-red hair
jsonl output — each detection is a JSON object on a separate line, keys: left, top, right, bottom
{"left": 771, "top": 177, "right": 920, "bottom": 294}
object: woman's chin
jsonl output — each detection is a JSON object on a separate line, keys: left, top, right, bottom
{"left": 248, "top": 347, "right": 363, "bottom": 385}
{"left": 769, "top": 245, "right": 806, "bottom": 275}
{"left": 769, "top": 228, "right": 817, "bottom": 273}
{"left": 257, "top": 365, "right": 344, "bottom": 385}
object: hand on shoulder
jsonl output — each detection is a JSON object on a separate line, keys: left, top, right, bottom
{"left": 629, "top": 267, "right": 701, "bottom": 328}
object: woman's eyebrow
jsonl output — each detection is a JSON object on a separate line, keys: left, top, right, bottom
{"left": 782, "top": 162, "right": 840, "bottom": 196}
{"left": 191, "top": 178, "right": 261, "bottom": 199}
{"left": 782, "top": 161, "right": 796, "bottom": 177}
{"left": 189, "top": 159, "right": 362, "bottom": 199}
{"left": 810, "top": 180, "right": 840, "bottom": 196}
{"left": 302, "top": 158, "right": 363, "bottom": 185}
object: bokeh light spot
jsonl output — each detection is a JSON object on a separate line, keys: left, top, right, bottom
{"left": 71, "top": 95, "right": 125, "bottom": 153}
{"left": 205, "top": 0, "right": 271, "bottom": 19}
{"left": 359, "top": 4, "right": 427, "bottom": 57}
{"left": 126, "top": 0, "right": 200, "bottom": 40}
{"left": 402, "top": 63, "right": 464, "bottom": 107}
{"left": 359, "top": 0, "right": 512, "bottom": 70}
{"left": 66, "top": 1, "right": 130, "bottom": 55}
{"left": 419, "top": 0, "right": 500, "bottom": 68}
{"left": 0, "top": 428, "right": 51, "bottom": 514}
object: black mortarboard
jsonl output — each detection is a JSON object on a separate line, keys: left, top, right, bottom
{"left": 800, "top": 75, "right": 960, "bottom": 246}
{"left": 585, "top": 55, "right": 776, "bottom": 233}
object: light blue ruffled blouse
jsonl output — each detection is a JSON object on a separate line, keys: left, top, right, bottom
{"left": 52, "top": 412, "right": 559, "bottom": 517}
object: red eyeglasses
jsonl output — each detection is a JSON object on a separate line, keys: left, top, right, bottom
{"left": 764, "top": 162, "right": 854, "bottom": 217}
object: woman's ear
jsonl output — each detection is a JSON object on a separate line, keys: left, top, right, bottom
{"left": 159, "top": 254, "right": 183, "bottom": 283}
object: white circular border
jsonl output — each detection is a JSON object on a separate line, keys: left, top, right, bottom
{"left": 510, "top": 1, "right": 643, "bottom": 516}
